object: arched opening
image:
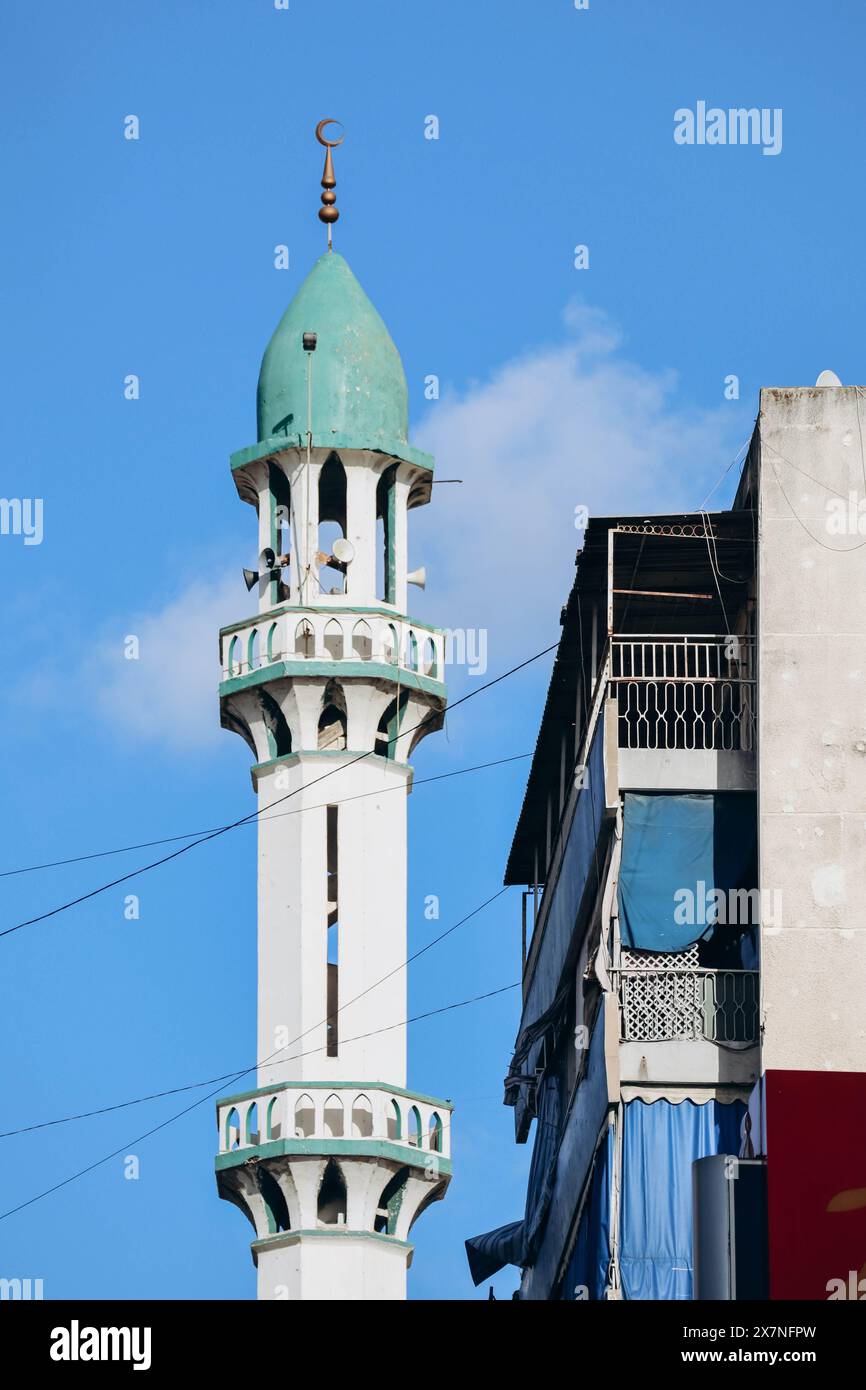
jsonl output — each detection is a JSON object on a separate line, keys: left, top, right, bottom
{"left": 375, "top": 691, "right": 409, "bottom": 759}
{"left": 318, "top": 453, "right": 347, "bottom": 596}
{"left": 225, "top": 1107, "right": 241, "bottom": 1151}
{"left": 351, "top": 1094, "right": 374, "bottom": 1138}
{"left": 258, "top": 688, "right": 292, "bottom": 759}
{"left": 294, "top": 1094, "right": 315, "bottom": 1139}
{"left": 352, "top": 619, "right": 373, "bottom": 660}
{"left": 406, "top": 630, "right": 418, "bottom": 671}
{"left": 227, "top": 635, "right": 240, "bottom": 677}
{"left": 258, "top": 1165, "right": 291, "bottom": 1234}
{"left": 266, "top": 1095, "right": 281, "bottom": 1141}
{"left": 294, "top": 619, "right": 315, "bottom": 658}
{"left": 323, "top": 1094, "right": 344, "bottom": 1138}
{"left": 408, "top": 1106, "right": 422, "bottom": 1148}
{"left": 375, "top": 464, "right": 398, "bottom": 603}
{"left": 323, "top": 618, "right": 344, "bottom": 660}
{"left": 247, "top": 628, "right": 261, "bottom": 672}
{"left": 318, "top": 680, "right": 347, "bottom": 751}
{"left": 422, "top": 636, "right": 437, "bottom": 678}
{"left": 374, "top": 1166, "right": 410, "bottom": 1235}
{"left": 266, "top": 621, "right": 279, "bottom": 664}
{"left": 268, "top": 461, "right": 292, "bottom": 603}
{"left": 377, "top": 622, "right": 398, "bottom": 665}
{"left": 428, "top": 1112, "right": 443, "bottom": 1153}
{"left": 317, "top": 1159, "right": 347, "bottom": 1226}
{"left": 245, "top": 1101, "right": 260, "bottom": 1145}
{"left": 387, "top": 1099, "right": 402, "bottom": 1141}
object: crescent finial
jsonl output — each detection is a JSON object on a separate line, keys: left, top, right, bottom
{"left": 315, "top": 118, "right": 345, "bottom": 149}
{"left": 315, "top": 119, "right": 344, "bottom": 248}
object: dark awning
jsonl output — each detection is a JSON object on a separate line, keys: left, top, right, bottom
{"left": 465, "top": 1220, "right": 526, "bottom": 1286}
{"left": 465, "top": 1074, "right": 562, "bottom": 1286}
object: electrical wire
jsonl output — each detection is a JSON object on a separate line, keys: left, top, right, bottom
{"left": 0, "top": 883, "right": 510, "bottom": 1142}
{"left": 1, "top": 641, "right": 557, "bottom": 940}
{"left": 0, "top": 981, "right": 519, "bottom": 1222}
{"left": 700, "top": 510, "right": 732, "bottom": 632}
{"left": 695, "top": 436, "right": 751, "bottom": 511}
{"left": 0, "top": 752, "right": 531, "bottom": 880}
{"left": 0, "top": 976, "right": 518, "bottom": 1142}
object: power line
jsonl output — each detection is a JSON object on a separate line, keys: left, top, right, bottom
{"left": 0, "top": 885, "right": 510, "bottom": 1139}
{"left": 0, "top": 752, "right": 531, "bottom": 880}
{"left": 1, "top": 641, "right": 557, "bottom": 940}
{"left": 695, "top": 436, "right": 751, "bottom": 511}
{"left": 0, "top": 981, "right": 519, "bottom": 1221}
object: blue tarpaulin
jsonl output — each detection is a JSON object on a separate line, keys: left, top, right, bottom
{"left": 618, "top": 792, "right": 757, "bottom": 953}
{"left": 620, "top": 1098, "right": 745, "bottom": 1300}
{"left": 560, "top": 1122, "right": 613, "bottom": 1300}
{"left": 518, "top": 721, "right": 607, "bottom": 1043}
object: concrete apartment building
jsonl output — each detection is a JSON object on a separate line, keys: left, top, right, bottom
{"left": 468, "top": 379, "right": 866, "bottom": 1300}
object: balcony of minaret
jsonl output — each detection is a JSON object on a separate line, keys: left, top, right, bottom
{"left": 218, "top": 607, "right": 446, "bottom": 765}
{"left": 217, "top": 1083, "right": 451, "bottom": 1163}
{"left": 220, "top": 609, "right": 444, "bottom": 688}
{"left": 215, "top": 1082, "right": 452, "bottom": 1244}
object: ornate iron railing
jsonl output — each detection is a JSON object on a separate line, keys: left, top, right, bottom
{"left": 619, "top": 967, "right": 759, "bottom": 1044}
{"left": 609, "top": 635, "right": 755, "bottom": 752}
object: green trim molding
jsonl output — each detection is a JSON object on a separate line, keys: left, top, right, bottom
{"left": 220, "top": 659, "right": 446, "bottom": 701}
{"left": 219, "top": 603, "right": 445, "bottom": 640}
{"left": 218, "top": 1077, "right": 453, "bottom": 1110}
{"left": 231, "top": 433, "right": 434, "bottom": 476}
{"left": 216, "top": 1137, "right": 453, "bottom": 1177}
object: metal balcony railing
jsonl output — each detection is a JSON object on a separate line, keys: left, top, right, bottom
{"left": 608, "top": 635, "right": 755, "bottom": 753}
{"left": 619, "top": 966, "right": 759, "bottom": 1044}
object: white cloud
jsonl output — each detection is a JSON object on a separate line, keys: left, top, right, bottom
{"left": 410, "top": 298, "right": 747, "bottom": 671}
{"left": 46, "top": 300, "right": 745, "bottom": 754}
{"left": 92, "top": 574, "right": 238, "bottom": 750}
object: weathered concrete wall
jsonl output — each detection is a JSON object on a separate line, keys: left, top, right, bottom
{"left": 757, "top": 384, "right": 866, "bottom": 1070}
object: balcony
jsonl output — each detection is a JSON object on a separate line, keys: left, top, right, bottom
{"left": 618, "top": 947, "right": 758, "bottom": 1046}
{"left": 219, "top": 607, "right": 445, "bottom": 688}
{"left": 216, "top": 1081, "right": 451, "bottom": 1166}
{"left": 609, "top": 635, "right": 755, "bottom": 752}
{"left": 606, "top": 635, "right": 756, "bottom": 792}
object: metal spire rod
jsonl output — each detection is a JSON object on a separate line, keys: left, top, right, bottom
{"left": 315, "top": 118, "right": 344, "bottom": 250}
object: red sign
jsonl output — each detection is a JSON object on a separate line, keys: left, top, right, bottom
{"left": 766, "top": 1069, "right": 866, "bottom": 1300}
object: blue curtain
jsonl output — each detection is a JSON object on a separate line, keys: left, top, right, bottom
{"left": 618, "top": 793, "right": 757, "bottom": 953}
{"left": 620, "top": 1098, "right": 745, "bottom": 1300}
{"left": 560, "top": 1123, "right": 613, "bottom": 1300}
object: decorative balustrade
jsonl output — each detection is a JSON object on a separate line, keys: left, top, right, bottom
{"left": 619, "top": 956, "right": 759, "bottom": 1045}
{"left": 608, "top": 635, "right": 755, "bottom": 753}
{"left": 221, "top": 610, "right": 444, "bottom": 684}
{"left": 217, "top": 1084, "right": 451, "bottom": 1161}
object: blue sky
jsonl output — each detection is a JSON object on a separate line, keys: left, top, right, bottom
{"left": 0, "top": 0, "right": 863, "bottom": 1300}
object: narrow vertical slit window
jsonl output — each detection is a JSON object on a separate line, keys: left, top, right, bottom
{"left": 376, "top": 464, "right": 397, "bottom": 604}
{"left": 326, "top": 804, "right": 339, "bottom": 1056}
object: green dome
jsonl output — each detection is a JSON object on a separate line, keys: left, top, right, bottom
{"left": 256, "top": 252, "right": 410, "bottom": 448}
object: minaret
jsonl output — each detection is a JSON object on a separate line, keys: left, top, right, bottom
{"left": 214, "top": 124, "right": 452, "bottom": 1302}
